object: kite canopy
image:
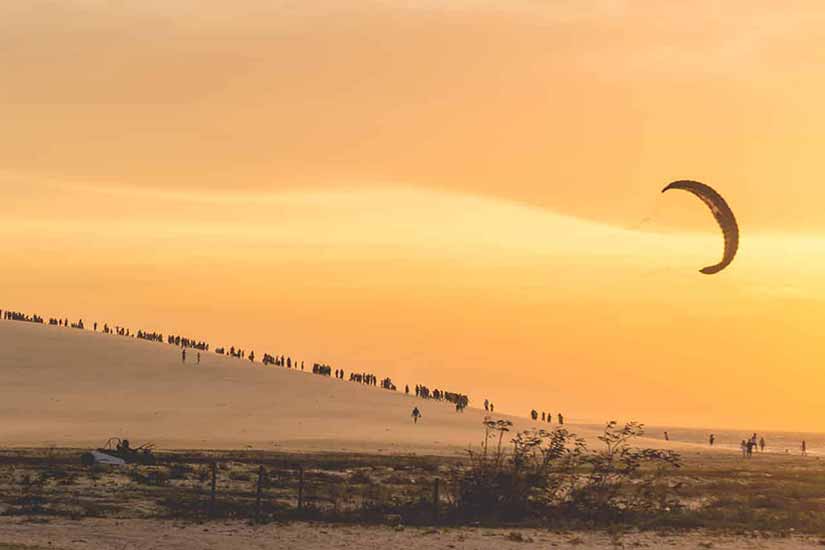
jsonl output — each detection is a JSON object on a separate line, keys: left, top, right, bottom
{"left": 662, "top": 180, "right": 739, "bottom": 275}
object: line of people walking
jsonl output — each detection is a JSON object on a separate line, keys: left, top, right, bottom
{"left": 2, "top": 306, "right": 482, "bottom": 417}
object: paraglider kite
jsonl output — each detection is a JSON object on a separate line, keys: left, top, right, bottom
{"left": 662, "top": 180, "right": 739, "bottom": 275}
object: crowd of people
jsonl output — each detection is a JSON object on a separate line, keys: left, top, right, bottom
{"left": 137, "top": 330, "right": 163, "bottom": 343}
{"left": 738, "top": 433, "right": 767, "bottom": 456}
{"left": 530, "top": 409, "right": 565, "bottom": 425}
{"left": 3, "top": 310, "right": 44, "bottom": 323}
{"left": 408, "top": 384, "right": 470, "bottom": 412}
{"left": 167, "top": 335, "right": 208, "bottom": 351}
{"left": 47, "top": 317, "right": 80, "bottom": 328}
{"left": 313, "top": 363, "right": 332, "bottom": 376}
{"left": 706, "top": 432, "right": 807, "bottom": 457}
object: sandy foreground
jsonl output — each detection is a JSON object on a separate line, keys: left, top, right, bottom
{"left": 0, "top": 321, "right": 704, "bottom": 455}
{"left": 0, "top": 518, "right": 821, "bottom": 550}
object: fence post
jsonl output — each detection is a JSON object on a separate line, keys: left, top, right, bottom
{"left": 432, "top": 478, "right": 440, "bottom": 524}
{"left": 255, "top": 465, "right": 265, "bottom": 522}
{"left": 208, "top": 461, "right": 217, "bottom": 517}
{"left": 297, "top": 465, "right": 305, "bottom": 512}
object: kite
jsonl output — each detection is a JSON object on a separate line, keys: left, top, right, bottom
{"left": 662, "top": 180, "right": 739, "bottom": 274}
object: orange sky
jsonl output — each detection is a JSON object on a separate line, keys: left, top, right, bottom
{"left": 2, "top": 1, "right": 825, "bottom": 431}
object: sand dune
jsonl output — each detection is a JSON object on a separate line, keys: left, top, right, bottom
{"left": 0, "top": 320, "right": 701, "bottom": 454}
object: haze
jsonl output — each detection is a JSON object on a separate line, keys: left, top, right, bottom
{"left": 2, "top": 1, "right": 824, "bottom": 431}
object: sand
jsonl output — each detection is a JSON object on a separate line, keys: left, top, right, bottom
{"left": 0, "top": 518, "right": 821, "bottom": 550}
{"left": 0, "top": 320, "right": 702, "bottom": 455}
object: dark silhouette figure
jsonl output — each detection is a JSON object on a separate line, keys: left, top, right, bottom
{"left": 709, "top": 434, "right": 715, "bottom": 446}
{"left": 412, "top": 407, "right": 422, "bottom": 424}
{"left": 182, "top": 349, "right": 186, "bottom": 364}
{"left": 557, "top": 413, "right": 563, "bottom": 425}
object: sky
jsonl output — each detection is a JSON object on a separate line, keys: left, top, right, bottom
{"left": 2, "top": 0, "right": 825, "bottom": 432}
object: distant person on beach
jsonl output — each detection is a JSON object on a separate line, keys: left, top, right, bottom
{"left": 484, "top": 399, "right": 489, "bottom": 411}
{"left": 740, "top": 440, "right": 747, "bottom": 457}
{"left": 405, "top": 385, "right": 410, "bottom": 395}
{"left": 490, "top": 403, "right": 494, "bottom": 413}
{"left": 709, "top": 434, "right": 715, "bottom": 446}
{"left": 541, "top": 412, "right": 546, "bottom": 422}
{"left": 411, "top": 407, "right": 422, "bottom": 424}
{"left": 664, "top": 431, "right": 669, "bottom": 441}
{"left": 531, "top": 410, "right": 538, "bottom": 421}
{"left": 557, "top": 413, "right": 563, "bottom": 425}
{"left": 546, "top": 414, "right": 551, "bottom": 424}
{"left": 759, "top": 437, "right": 766, "bottom": 452}
{"left": 802, "top": 440, "right": 807, "bottom": 456}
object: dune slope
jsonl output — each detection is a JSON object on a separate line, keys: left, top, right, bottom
{"left": 0, "top": 321, "right": 679, "bottom": 454}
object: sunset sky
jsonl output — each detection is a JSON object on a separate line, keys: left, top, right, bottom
{"left": 3, "top": 1, "right": 825, "bottom": 431}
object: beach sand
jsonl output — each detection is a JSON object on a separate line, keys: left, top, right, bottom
{"left": 0, "top": 320, "right": 701, "bottom": 455}
{"left": 0, "top": 518, "right": 822, "bottom": 550}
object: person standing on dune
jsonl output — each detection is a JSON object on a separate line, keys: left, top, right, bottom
{"left": 411, "top": 407, "right": 422, "bottom": 424}
{"left": 182, "top": 348, "right": 186, "bottom": 364}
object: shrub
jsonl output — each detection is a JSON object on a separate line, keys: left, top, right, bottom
{"left": 451, "top": 418, "right": 682, "bottom": 524}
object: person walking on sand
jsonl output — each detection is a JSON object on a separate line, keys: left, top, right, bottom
{"left": 411, "top": 407, "right": 422, "bottom": 424}
{"left": 664, "top": 431, "right": 669, "bottom": 441}
{"left": 759, "top": 437, "right": 766, "bottom": 453}
{"left": 709, "top": 434, "right": 715, "bottom": 446}
{"left": 802, "top": 440, "right": 807, "bottom": 456}
{"left": 557, "top": 413, "right": 564, "bottom": 425}
{"left": 182, "top": 348, "right": 186, "bottom": 364}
